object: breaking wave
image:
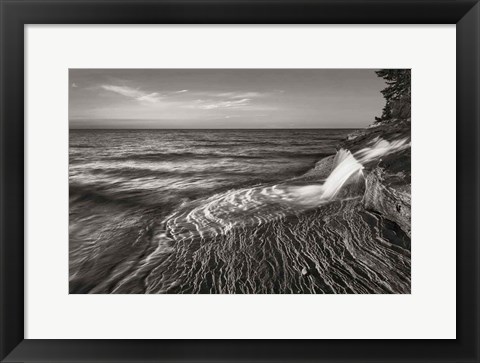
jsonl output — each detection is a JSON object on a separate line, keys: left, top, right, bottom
{"left": 69, "top": 130, "right": 411, "bottom": 294}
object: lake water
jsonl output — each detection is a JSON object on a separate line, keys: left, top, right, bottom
{"left": 69, "top": 129, "right": 410, "bottom": 294}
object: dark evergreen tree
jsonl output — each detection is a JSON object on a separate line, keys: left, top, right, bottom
{"left": 375, "top": 69, "right": 411, "bottom": 121}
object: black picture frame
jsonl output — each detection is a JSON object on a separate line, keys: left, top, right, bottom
{"left": 1, "top": 1, "right": 479, "bottom": 362}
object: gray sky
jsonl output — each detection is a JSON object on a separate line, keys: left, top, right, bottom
{"left": 69, "top": 69, "right": 386, "bottom": 129}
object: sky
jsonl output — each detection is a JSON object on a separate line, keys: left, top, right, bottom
{"left": 69, "top": 69, "right": 386, "bottom": 129}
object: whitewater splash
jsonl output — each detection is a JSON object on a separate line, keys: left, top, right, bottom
{"left": 355, "top": 136, "right": 409, "bottom": 162}
{"left": 152, "top": 137, "right": 410, "bottom": 243}
{"left": 287, "top": 136, "right": 410, "bottom": 204}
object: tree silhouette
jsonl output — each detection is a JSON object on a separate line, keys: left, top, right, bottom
{"left": 375, "top": 69, "right": 411, "bottom": 121}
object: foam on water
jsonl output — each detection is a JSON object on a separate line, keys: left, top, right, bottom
{"left": 69, "top": 131, "right": 411, "bottom": 294}
{"left": 153, "top": 137, "right": 410, "bottom": 245}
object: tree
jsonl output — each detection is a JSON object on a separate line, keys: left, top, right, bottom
{"left": 375, "top": 69, "right": 411, "bottom": 121}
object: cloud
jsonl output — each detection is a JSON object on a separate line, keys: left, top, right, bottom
{"left": 98, "top": 85, "right": 274, "bottom": 112}
{"left": 197, "top": 98, "right": 252, "bottom": 110}
{"left": 101, "top": 85, "right": 162, "bottom": 103}
{"left": 136, "top": 92, "right": 162, "bottom": 103}
{"left": 216, "top": 91, "right": 262, "bottom": 99}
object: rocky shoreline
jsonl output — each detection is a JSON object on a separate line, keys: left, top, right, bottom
{"left": 304, "top": 117, "right": 411, "bottom": 238}
{"left": 70, "top": 123, "right": 412, "bottom": 294}
{"left": 344, "top": 118, "right": 411, "bottom": 237}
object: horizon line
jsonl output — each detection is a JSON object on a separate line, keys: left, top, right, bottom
{"left": 69, "top": 127, "right": 361, "bottom": 130}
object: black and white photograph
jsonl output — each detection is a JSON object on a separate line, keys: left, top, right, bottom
{"left": 69, "top": 69, "right": 411, "bottom": 294}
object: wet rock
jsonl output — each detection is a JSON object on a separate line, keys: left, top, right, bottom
{"left": 301, "top": 154, "right": 335, "bottom": 180}
{"left": 363, "top": 167, "right": 411, "bottom": 237}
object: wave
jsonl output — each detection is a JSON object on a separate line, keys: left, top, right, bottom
{"left": 72, "top": 136, "right": 410, "bottom": 236}
{"left": 151, "top": 149, "right": 368, "bottom": 243}
{"left": 75, "top": 166, "right": 265, "bottom": 179}
{"left": 70, "top": 144, "right": 94, "bottom": 148}
{"left": 99, "top": 151, "right": 332, "bottom": 162}
{"left": 69, "top": 136, "right": 411, "bottom": 294}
